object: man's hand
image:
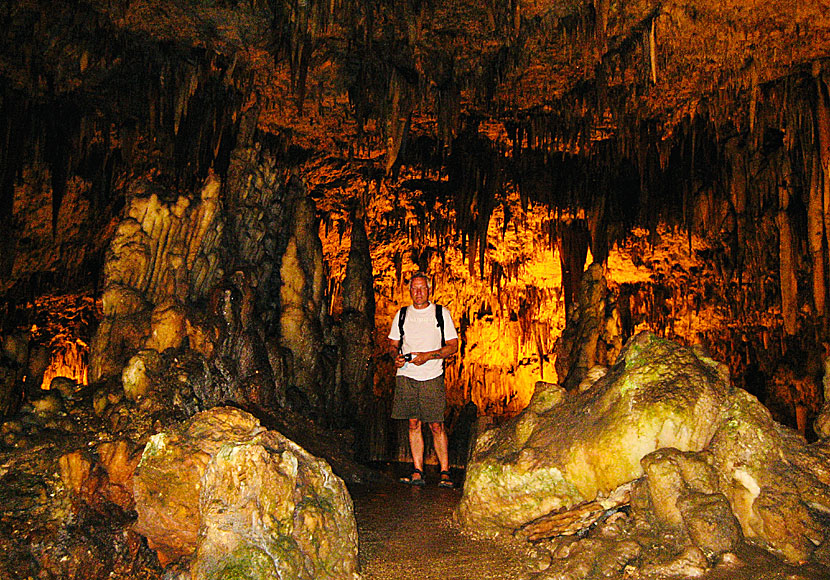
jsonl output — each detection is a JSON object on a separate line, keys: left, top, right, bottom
{"left": 394, "top": 354, "right": 407, "bottom": 368}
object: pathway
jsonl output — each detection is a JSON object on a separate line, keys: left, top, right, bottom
{"left": 350, "top": 470, "right": 534, "bottom": 580}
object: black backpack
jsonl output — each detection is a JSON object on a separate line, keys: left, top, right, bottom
{"left": 398, "top": 304, "right": 445, "bottom": 347}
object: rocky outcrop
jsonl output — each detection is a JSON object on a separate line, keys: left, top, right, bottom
{"left": 90, "top": 176, "right": 224, "bottom": 383}
{"left": 88, "top": 138, "right": 341, "bottom": 420}
{"left": 458, "top": 332, "right": 731, "bottom": 535}
{"left": 459, "top": 331, "right": 830, "bottom": 569}
{"left": 132, "top": 406, "right": 359, "bottom": 579}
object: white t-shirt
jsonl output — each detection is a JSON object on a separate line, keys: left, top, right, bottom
{"left": 388, "top": 302, "right": 459, "bottom": 381}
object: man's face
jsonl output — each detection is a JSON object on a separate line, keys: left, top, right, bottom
{"left": 409, "top": 277, "right": 430, "bottom": 308}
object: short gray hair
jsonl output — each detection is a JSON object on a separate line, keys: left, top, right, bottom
{"left": 409, "top": 272, "right": 431, "bottom": 291}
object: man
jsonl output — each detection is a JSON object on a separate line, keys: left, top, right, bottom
{"left": 388, "top": 272, "right": 459, "bottom": 487}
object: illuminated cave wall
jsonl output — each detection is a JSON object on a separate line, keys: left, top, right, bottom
{"left": 317, "top": 168, "right": 738, "bottom": 421}
{"left": 1, "top": 0, "right": 829, "bottom": 442}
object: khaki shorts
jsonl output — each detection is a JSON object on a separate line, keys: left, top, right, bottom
{"left": 391, "top": 374, "right": 446, "bottom": 423}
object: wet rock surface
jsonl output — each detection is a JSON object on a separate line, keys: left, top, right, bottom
{"left": 353, "top": 468, "right": 830, "bottom": 580}
{"left": 458, "top": 331, "right": 731, "bottom": 535}
{"left": 351, "top": 471, "right": 535, "bottom": 580}
{"left": 0, "top": 368, "right": 371, "bottom": 580}
{"left": 134, "top": 407, "right": 360, "bottom": 580}
{"left": 457, "top": 331, "right": 830, "bottom": 577}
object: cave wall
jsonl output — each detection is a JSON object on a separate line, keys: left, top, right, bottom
{"left": 1, "top": 0, "right": 829, "bottom": 441}
{"left": 0, "top": 2, "right": 382, "bottom": 435}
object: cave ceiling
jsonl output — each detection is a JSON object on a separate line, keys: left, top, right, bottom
{"left": 1, "top": 0, "right": 830, "bottom": 290}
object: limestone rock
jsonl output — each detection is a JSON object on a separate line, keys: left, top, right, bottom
{"left": 707, "top": 389, "right": 828, "bottom": 563}
{"left": 59, "top": 440, "right": 142, "bottom": 512}
{"left": 186, "top": 312, "right": 222, "bottom": 360}
{"left": 144, "top": 301, "right": 187, "bottom": 353}
{"left": 101, "top": 283, "right": 149, "bottom": 317}
{"left": 279, "top": 182, "right": 326, "bottom": 411}
{"left": 640, "top": 448, "right": 719, "bottom": 530}
{"left": 0, "top": 362, "right": 21, "bottom": 417}
{"left": 2, "top": 332, "right": 29, "bottom": 366}
{"left": 815, "top": 409, "right": 830, "bottom": 439}
{"left": 97, "top": 439, "right": 142, "bottom": 510}
{"left": 677, "top": 491, "right": 743, "bottom": 559}
{"left": 28, "top": 390, "right": 64, "bottom": 417}
{"left": 49, "top": 376, "right": 80, "bottom": 400}
{"left": 122, "top": 350, "right": 161, "bottom": 400}
{"left": 555, "top": 263, "right": 606, "bottom": 391}
{"left": 457, "top": 332, "right": 730, "bottom": 535}
{"left": 640, "top": 545, "right": 709, "bottom": 578}
{"left": 539, "top": 537, "right": 641, "bottom": 580}
{"left": 133, "top": 407, "right": 359, "bottom": 579}
{"left": 133, "top": 408, "right": 263, "bottom": 562}
{"left": 91, "top": 176, "right": 225, "bottom": 381}
{"left": 89, "top": 314, "right": 151, "bottom": 382}
{"left": 337, "top": 216, "right": 376, "bottom": 439}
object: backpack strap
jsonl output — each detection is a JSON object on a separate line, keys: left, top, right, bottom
{"left": 398, "top": 306, "right": 408, "bottom": 349}
{"left": 399, "top": 304, "right": 445, "bottom": 349}
{"left": 435, "top": 304, "right": 445, "bottom": 347}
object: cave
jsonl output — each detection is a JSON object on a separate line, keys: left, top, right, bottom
{"left": 2, "top": 1, "right": 830, "bottom": 579}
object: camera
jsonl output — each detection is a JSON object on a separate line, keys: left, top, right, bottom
{"left": 402, "top": 353, "right": 413, "bottom": 362}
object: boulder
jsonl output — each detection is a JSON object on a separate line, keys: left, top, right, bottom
{"left": 132, "top": 407, "right": 359, "bottom": 579}
{"left": 707, "top": 388, "right": 830, "bottom": 563}
{"left": 457, "top": 332, "right": 731, "bottom": 535}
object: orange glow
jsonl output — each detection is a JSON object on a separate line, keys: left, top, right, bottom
{"left": 41, "top": 337, "right": 89, "bottom": 390}
{"left": 315, "top": 158, "right": 718, "bottom": 419}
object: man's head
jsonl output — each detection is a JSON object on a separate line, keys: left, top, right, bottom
{"left": 409, "top": 272, "right": 431, "bottom": 308}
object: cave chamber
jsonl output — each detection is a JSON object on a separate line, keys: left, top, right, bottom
{"left": 1, "top": 0, "right": 830, "bottom": 578}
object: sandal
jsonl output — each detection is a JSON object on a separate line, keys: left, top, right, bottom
{"left": 400, "top": 468, "right": 426, "bottom": 486}
{"left": 438, "top": 470, "right": 454, "bottom": 488}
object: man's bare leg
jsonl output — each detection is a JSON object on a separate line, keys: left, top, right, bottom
{"left": 408, "top": 418, "right": 424, "bottom": 481}
{"left": 429, "top": 422, "right": 450, "bottom": 473}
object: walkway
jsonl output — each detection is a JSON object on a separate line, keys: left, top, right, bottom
{"left": 350, "top": 470, "right": 533, "bottom": 580}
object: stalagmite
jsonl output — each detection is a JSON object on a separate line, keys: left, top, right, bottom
{"left": 339, "top": 215, "right": 378, "bottom": 458}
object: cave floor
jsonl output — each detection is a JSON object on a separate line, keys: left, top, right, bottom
{"left": 350, "top": 468, "right": 532, "bottom": 580}
{"left": 349, "top": 466, "right": 830, "bottom": 580}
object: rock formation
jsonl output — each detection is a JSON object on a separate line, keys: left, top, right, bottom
{"left": 133, "top": 406, "right": 360, "bottom": 579}
{"left": 458, "top": 331, "right": 731, "bottom": 534}
{"left": 458, "top": 331, "right": 830, "bottom": 574}
{"left": 90, "top": 176, "right": 224, "bottom": 383}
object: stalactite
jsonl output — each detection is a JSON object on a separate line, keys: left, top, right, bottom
{"left": 807, "top": 153, "right": 826, "bottom": 317}
{"left": 814, "top": 67, "right": 830, "bottom": 324}
{"left": 777, "top": 159, "right": 798, "bottom": 336}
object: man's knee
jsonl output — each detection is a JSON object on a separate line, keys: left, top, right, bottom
{"left": 408, "top": 418, "right": 422, "bottom": 431}
{"left": 428, "top": 421, "right": 445, "bottom": 435}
